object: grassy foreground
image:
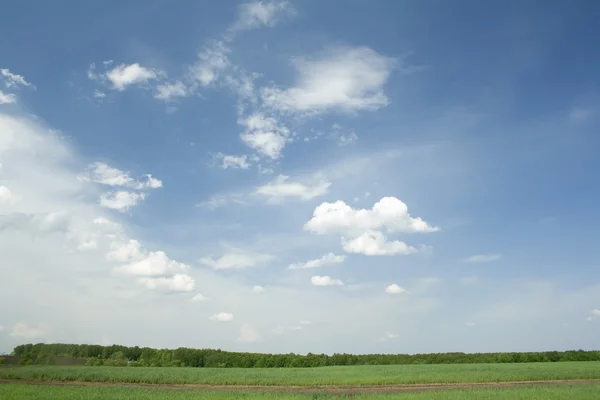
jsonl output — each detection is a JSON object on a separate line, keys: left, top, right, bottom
{"left": 2, "top": 383, "right": 600, "bottom": 400}
{"left": 1, "top": 362, "right": 600, "bottom": 385}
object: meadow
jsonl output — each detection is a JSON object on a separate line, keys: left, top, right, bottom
{"left": 2, "top": 362, "right": 600, "bottom": 386}
{"left": 2, "top": 382, "right": 600, "bottom": 400}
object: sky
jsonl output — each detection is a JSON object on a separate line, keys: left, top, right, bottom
{"left": 0, "top": 0, "right": 599, "bottom": 355}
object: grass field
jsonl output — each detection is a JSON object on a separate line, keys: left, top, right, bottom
{"left": 1, "top": 362, "right": 600, "bottom": 386}
{"left": 2, "top": 382, "right": 600, "bottom": 399}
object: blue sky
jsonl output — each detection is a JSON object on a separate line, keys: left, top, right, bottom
{"left": 0, "top": 0, "right": 599, "bottom": 354}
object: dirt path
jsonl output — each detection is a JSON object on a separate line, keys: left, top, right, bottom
{"left": 2, "top": 378, "right": 600, "bottom": 394}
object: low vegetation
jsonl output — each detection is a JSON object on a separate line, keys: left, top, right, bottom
{"left": 2, "top": 382, "right": 600, "bottom": 400}
{"left": 2, "top": 362, "right": 600, "bottom": 385}
{"left": 10, "top": 343, "right": 600, "bottom": 368}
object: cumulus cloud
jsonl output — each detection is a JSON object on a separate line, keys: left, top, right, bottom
{"left": 107, "top": 240, "right": 195, "bottom": 292}
{"left": 305, "top": 197, "right": 438, "bottom": 235}
{"left": 385, "top": 284, "right": 410, "bottom": 295}
{"left": 343, "top": 230, "right": 418, "bottom": 256}
{"left": 304, "top": 197, "right": 437, "bottom": 256}
{"left": 464, "top": 254, "right": 501, "bottom": 263}
{"left": 113, "top": 250, "right": 190, "bottom": 277}
{"left": 210, "top": 312, "right": 234, "bottom": 322}
{"left": 238, "top": 324, "right": 261, "bottom": 342}
{"left": 154, "top": 81, "right": 188, "bottom": 101}
{"left": 252, "top": 285, "right": 266, "bottom": 293}
{"left": 311, "top": 275, "right": 344, "bottom": 286}
{"left": 199, "top": 249, "right": 274, "bottom": 270}
{"left": 191, "top": 293, "right": 209, "bottom": 302}
{"left": 0, "top": 185, "right": 19, "bottom": 204}
{"left": 105, "top": 63, "right": 159, "bottom": 91}
{"left": 138, "top": 274, "right": 195, "bottom": 292}
{"left": 239, "top": 113, "right": 290, "bottom": 159}
{"left": 80, "top": 162, "right": 163, "bottom": 189}
{"left": 256, "top": 175, "right": 330, "bottom": 201}
{"left": 289, "top": 253, "right": 345, "bottom": 270}
{"left": 99, "top": 191, "right": 146, "bottom": 212}
{"left": 216, "top": 153, "right": 250, "bottom": 169}
{"left": 190, "top": 42, "right": 231, "bottom": 87}
{"left": 261, "top": 46, "right": 395, "bottom": 114}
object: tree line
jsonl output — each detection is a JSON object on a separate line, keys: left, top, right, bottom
{"left": 11, "top": 343, "right": 600, "bottom": 368}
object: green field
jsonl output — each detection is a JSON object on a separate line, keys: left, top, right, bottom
{"left": 2, "top": 382, "right": 600, "bottom": 400}
{"left": 1, "top": 362, "right": 600, "bottom": 386}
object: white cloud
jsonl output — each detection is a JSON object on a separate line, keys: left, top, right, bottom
{"left": 305, "top": 197, "right": 439, "bottom": 235}
{"left": 0, "top": 90, "right": 16, "bottom": 104}
{"left": 93, "top": 90, "right": 106, "bottom": 99}
{"left": 154, "top": 81, "right": 188, "bottom": 101}
{"left": 0, "top": 325, "right": 4, "bottom": 332}
{"left": 80, "top": 162, "right": 163, "bottom": 189}
{"left": 199, "top": 249, "right": 273, "bottom": 270}
{"left": 113, "top": 250, "right": 190, "bottom": 277}
{"left": 1, "top": 69, "right": 35, "bottom": 89}
{"left": 465, "top": 322, "right": 477, "bottom": 327}
{"left": 272, "top": 324, "right": 303, "bottom": 335}
{"left": 311, "top": 275, "right": 343, "bottom": 286}
{"left": 191, "top": 293, "right": 209, "bottom": 302}
{"left": 0, "top": 185, "right": 19, "bottom": 204}
{"left": 106, "top": 63, "right": 158, "bottom": 91}
{"left": 239, "top": 113, "right": 290, "bottom": 159}
{"left": 231, "top": 1, "right": 295, "bottom": 32}
{"left": 238, "top": 323, "right": 261, "bottom": 342}
{"left": 336, "top": 130, "right": 358, "bottom": 146}
{"left": 190, "top": 42, "right": 230, "bottom": 87}
{"left": 377, "top": 332, "right": 399, "bottom": 342}
{"left": 99, "top": 191, "right": 146, "bottom": 212}
{"left": 10, "top": 323, "right": 50, "bottom": 339}
{"left": 342, "top": 230, "right": 418, "bottom": 256}
{"left": 304, "top": 197, "right": 436, "bottom": 256}
{"left": 256, "top": 175, "right": 330, "bottom": 201}
{"left": 385, "top": 284, "right": 409, "bottom": 295}
{"left": 217, "top": 153, "right": 250, "bottom": 169}
{"left": 210, "top": 312, "right": 234, "bottom": 322}
{"left": 587, "top": 309, "right": 600, "bottom": 321}
{"left": 252, "top": 285, "right": 266, "bottom": 293}
{"left": 241, "top": 131, "right": 287, "bottom": 159}
{"left": 464, "top": 254, "right": 501, "bottom": 263}
{"left": 300, "top": 320, "right": 311, "bottom": 326}
{"left": 138, "top": 274, "right": 195, "bottom": 292}
{"left": 261, "top": 46, "right": 395, "bottom": 114}
{"left": 197, "top": 193, "right": 246, "bottom": 210}
{"left": 289, "top": 252, "right": 345, "bottom": 270}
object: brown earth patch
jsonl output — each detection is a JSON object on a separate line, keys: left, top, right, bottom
{"left": 1, "top": 378, "right": 600, "bottom": 394}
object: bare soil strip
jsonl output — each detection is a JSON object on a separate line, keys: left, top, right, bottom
{"left": 2, "top": 379, "right": 600, "bottom": 394}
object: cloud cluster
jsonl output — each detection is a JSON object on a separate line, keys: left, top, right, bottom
{"left": 304, "top": 197, "right": 438, "bottom": 256}
{"left": 79, "top": 162, "right": 162, "bottom": 212}
{"left": 261, "top": 46, "right": 395, "bottom": 114}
